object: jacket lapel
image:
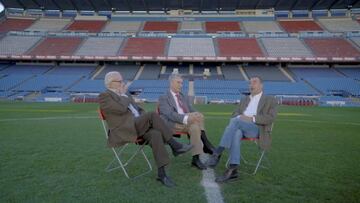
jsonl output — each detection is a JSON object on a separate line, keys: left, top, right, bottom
{"left": 257, "top": 94, "right": 266, "bottom": 114}
{"left": 167, "top": 90, "right": 177, "bottom": 109}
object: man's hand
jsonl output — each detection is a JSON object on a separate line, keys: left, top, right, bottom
{"left": 188, "top": 112, "right": 203, "bottom": 124}
{"left": 239, "top": 115, "right": 253, "bottom": 123}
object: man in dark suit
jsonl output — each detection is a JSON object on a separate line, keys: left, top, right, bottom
{"left": 207, "top": 76, "right": 277, "bottom": 183}
{"left": 158, "top": 74, "right": 215, "bottom": 170}
{"left": 98, "top": 71, "right": 192, "bottom": 187}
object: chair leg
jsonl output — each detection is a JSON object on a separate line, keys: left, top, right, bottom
{"left": 105, "top": 144, "right": 153, "bottom": 179}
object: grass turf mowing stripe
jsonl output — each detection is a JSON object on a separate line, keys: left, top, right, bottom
{"left": 200, "top": 155, "right": 224, "bottom": 203}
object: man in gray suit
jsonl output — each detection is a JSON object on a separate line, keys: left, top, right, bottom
{"left": 98, "top": 71, "right": 192, "bottom": 187}
{"left": 207, "top": 76, "right": 277, "bottom": 183}
{"left": 158, "top": 74, "right": 215, "bottom": 170}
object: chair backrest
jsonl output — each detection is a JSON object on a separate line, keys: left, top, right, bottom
{"left": 98, "top": 109, "right": 109, "bottom": 139}
{"left": 241, "top": 122, "right": 274, "bottom": 141}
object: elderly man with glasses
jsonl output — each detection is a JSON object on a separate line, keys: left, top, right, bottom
{"left": 98, "top": 71, "right": 192, "bottom": 187}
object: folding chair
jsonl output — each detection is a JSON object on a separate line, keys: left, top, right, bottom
{"left": 226, "top": 123, "right": 274, "bottom": 175}
{"left": 98, "top": 109, "right": 152, "bottom": 179}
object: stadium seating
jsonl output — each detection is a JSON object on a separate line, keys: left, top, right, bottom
{"left": 0, "top": 64, "right": 53, "bottom": 75}
{"left": 142, "top": 21, "right": 179, "bottom": 33}
{"left": 205, "top": 22, "right": 241, "bottom": 33}
{"left": 75, "top": 37, "right": 123, "bottom": 56}
{"left": 27, "top": 37, "right": 83, "bottom": 56}
{"left": 66, "top": 20, "right": 106, "bottom": 33}
{"left": 305, "top": 77, "right": 360, "bottom": 96}
{"left": 350, "top": 37, "right": 360, "bottom": 48}
{"left": 0, "top": 35, "right": 42, "bottom": 55}
{"left": 242, "top": 21, "right": 283, "bottom": 33}
{"left": 102, "top": 21, "right": 142, "bottom": 32}
{"left": 335, "top": 67, "right": 360, "bottom": 80}
{"left": 165, "top": 64, "right": 189, "bottom": 74}
{"left": 121, "top": 38, "right": 168, "bottom": 57}
{"left": 68, "top": 79, "right": 106, "bottom": 93}
{"left": 217, "top": 38, "right": 264, "bottom": 57}
{"left": 26, "top": 18, "right": 71, "bottom": 32}
{"left": 263, "top": 81, "right": 319, "bottom": 95}
{"left": 0, "top": 75, "right": 33, "bottom": 91}
{"left": 138, "top": 64, "right": 161, "bottom": 80}
{"left": 95, "top": 64, "right": 139, "bottom": 80}
{"left": 318, "top": 18, "right": 360, "bottom": 32}
{"left": 15, "top": 75, "right": 82, "bottom": 91}
{"left": 303, "top": 38, "right": 360, "bottom": 58}
{"left": 221, "top": 65, "right": 245, "bottom": 80}
{"left": 179, "top": 22, "right": 203, "bottom": 32}
{"left": 0, "top": 18, "right": 35, "bottom": 32}
{"left": 47, "top": 65, "right": 97, "bottom": 77}
{"left": 243, "top": 66, "right": 290, "bottom": 81}
{"left": 167, "top": 38, "right": 216, "bottom": 57}
{"left": 289, "top": 66, "right": 344, "bottom": 80}
{"left": 278, "top": 20, "right": 323, "bottom": 33}
{"left": 261, "top": 38, "right": 313, "bottom": 57}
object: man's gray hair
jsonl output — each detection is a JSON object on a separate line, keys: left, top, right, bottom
{"left": 104, "top": 71, "right": 121, "bottom": 88}
{"left": 168, "top": 73, "right": 182, "bottom": 83}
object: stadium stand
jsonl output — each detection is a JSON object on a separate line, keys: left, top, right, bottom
{"left": 0, "top": 75, "right": 33, "bottom": 91}
{"left": 0, "top": 64, "right": 53, "bottom": 75}
{"left": 288, "top": 66, "right": 344, "bottom": 80}
{"left": 221, "top": 65, "right": 245, "bottom": 80}
{"left": 102, "top": 21, "right": 142, "bottom": 32}
{"left": 0, "top": 35, "right": 42, "bottom": 55}
{"left": 66, "top": 20, "right": 106, "bottom": 33}
{"left": 217, "top": 38, "right": 264, "bottom": 57}
{"left": 335, "top": 66, "right": 360, "bottom": 79}
{"left": 205, "top": 22, "right": 241, "bottom": 33}
{"left": 68, "top": 79, "right": 106, "bottom": 93}
{"left": 95, "top": 64, "right": 139, "bottom": 80}
{"left": 261, "top": 37, "right": 313, "bottom": 57}
{"left": 278, "top": 20, "right": 323, "bottom": 33}
{"left": 167, "top": 38, "right": 216, "bottom": 57}
{"left": 27, "top": 37, "right": 83, "bottom": 56}
{"left": 47, "top": 64, "right": 97, "bottom": 77}
{"left": 138, "top": 64, "right": 161, "bottom": 80}
{"left": 350, "top": 37, "right": 360, "bottom": 48}
{"left": 26, "top": 18, "right": 71, "bottom": 32}
{"left": 243, "top": 66, "right": 290, "bottom": 81}
{"left": 263, "top": 81, "right": 319, "bottom": 95}
{"left": 14, "top": 75, "right": 82, "bottom": 91}
{"left": 121, "top": 38, "right": 168, "bottom": 57}
{"left": 75, "top": 37, "right": 123, "bottom": 56}
{"left": 179, "top": 22, "right": 204, "bottom": 32}
{"left": 0, "top": 18, "right": 35, "bottom": 32}
{"left": 142, "top": 21, "right": 179, "bottom": 33}
{"left": 303, "top": 38, "right": 360, "bottom": 58}
{"left": 242, "top": 21, "right": 283, "bottom": 33}
{"left": 318, "top": 18, "right": 360, "bottom": 32}
{"left": 305, "top": 77, "right": 360, "bottom": 96}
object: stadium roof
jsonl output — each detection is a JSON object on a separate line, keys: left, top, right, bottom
{"left": 0, "top": 0, "right": 359, "bottom": 12}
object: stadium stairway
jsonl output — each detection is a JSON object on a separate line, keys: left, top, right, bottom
{"left": 239, "top": 65, "right": 249, "bottom": 80}
{"left": 188, "top": 81, "right": 194, "bottom": 96}
{"left": 133, "top": 65, "right": 144, "bottom": 80}
{"left": 91, "top": 65, "right": 106, "bottom": 79}
{"left": 279, "top": 66, "right": 296, "bottom": 82}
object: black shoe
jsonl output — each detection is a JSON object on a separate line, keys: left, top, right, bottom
{"left": 191, "top": 157, "right": 207, "bottom": 170}
{"left": 172, "top": 144, "right": 193, "bottom": 157}
{"left": 203, "top": 146, "right": 215, "bottom": 155}
{"left": 157, "top": 175, "right": 176, "bottom": 188}
{"left": 215, "top": 168, "right": 239, "bottom": 183}
{"left": 207, "top": 153, "right": 221, "bottom": 168}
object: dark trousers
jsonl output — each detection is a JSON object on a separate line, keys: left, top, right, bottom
{"left": 135, "top": 112, "right": 173, "bottom": 168}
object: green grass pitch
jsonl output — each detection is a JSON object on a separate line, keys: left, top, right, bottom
{"left": 1, "top": 101, "right": 359, "bottom": 202}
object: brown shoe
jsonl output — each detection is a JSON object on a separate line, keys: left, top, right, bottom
{"left": 215, "top": 168, "right": 239, "bottom": 183}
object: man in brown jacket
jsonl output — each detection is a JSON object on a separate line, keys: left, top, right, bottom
{"left": 207, "top": 76, "right": 277, "bottom": 183}
{"left": 98, "top": 71, "right": 192, "bottom": 187}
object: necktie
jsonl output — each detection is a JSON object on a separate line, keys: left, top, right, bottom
{"left": 175, "top": 94, "right": 188, "bottom": 113}
{"left": 120, "top": 93, "right": 140, "bottom": 117}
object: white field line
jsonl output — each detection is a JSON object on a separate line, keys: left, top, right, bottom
{"left": 0, "top": 116, "right": 97, "bottom": 122}
{"left": 200, "top": 154, "right": 224, "bottom": 203}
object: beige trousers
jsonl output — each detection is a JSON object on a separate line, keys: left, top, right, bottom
{"left": 174, "top": 117, "right": 205, "bottom": 156}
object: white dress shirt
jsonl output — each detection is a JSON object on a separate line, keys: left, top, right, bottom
{"left": 170, "top": 90, "right": 189, "bottom": 125}
{"left": 239, "top": 92, "right": 262, "bottom": 122}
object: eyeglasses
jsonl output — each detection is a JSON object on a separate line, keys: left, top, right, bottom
{"left": 112, "top": 80, "right": 123, "bottom": 83}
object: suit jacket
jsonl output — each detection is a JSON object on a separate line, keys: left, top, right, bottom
{"left": 98, "top": 90, "right": 145, "bottom": 147}
{"left": 232, "top": 94, "right": 278, "bottom": 150}
{"left": 158, "top": 90, "right": 196, "bottom": 128}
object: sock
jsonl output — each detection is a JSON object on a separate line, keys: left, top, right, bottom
{"left": 215, "top": 146, "right": 225, "bottom": 155}
{"left": 158, "top": 166, "right": 166, "bottom": 178}
{"left": 229, "top": 164, "right": 238, "bottom": 169}
{"left": 168, "top": 138, "right": 182, "bottom": 150}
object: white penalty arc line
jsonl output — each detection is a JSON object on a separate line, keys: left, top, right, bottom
{"left": 200, "top": 155, "right": 224, "bottom": 203}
